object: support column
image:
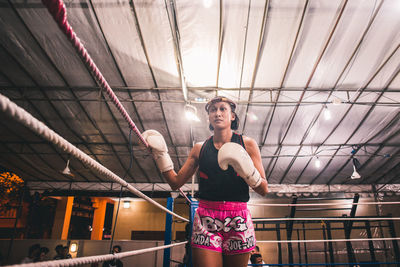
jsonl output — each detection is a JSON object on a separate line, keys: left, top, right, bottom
{"left": 91, "top": 197, "right": 108, "bottom": 240}
{"left": 302, "top": 222, "right": 308, "bottom": 265}
{"left": 322, "top": 223, "right": 329, "bottom": 264}
{"left": 364, "top": 221, "right": 376, "bottom": 263}
{"left": 51, "top": 196, "right": 74, "bottom": 240}
{"left": 387, "top": 213, "right": 400, "bottom": 266}
{"left": 286, "top": 196, "right": 297, "bottom": 264}
{"left": 343, "top": 194, "right": 359, "bottom": 265}
{"left": 325, "top": 222, "right": 335, "bottom": 266}
{"left": 276, "top": 223, "right": 282, "bottom": 265}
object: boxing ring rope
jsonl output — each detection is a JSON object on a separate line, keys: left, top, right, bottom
{"left": 40, "top": 0, "right": 191, "bottom": 204}
{"left": 249, "top": 201, "right": 400, "bottom": 220}
{"left": 0, "top": 93, "right": 188, "bottom": 222}
{"left": 249, "top": 263, "right": 400, "bottom": 266}
{"left": 248, "top": 201, "right": 400, "bottom": 207}
{"left": 256, "top": 237, "right": 400, "bottom": 243}
{"left": 2, "top": 241, "right": 187, "bottom": 267}
{"left": 252, "top": 217, "right": 400, "bottom": 221}
{"left": 41, "top": 0, "right": 145, "bottom": 144}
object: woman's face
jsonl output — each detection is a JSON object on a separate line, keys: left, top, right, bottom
{"left": 208, "top": 101, "right": 235, "bottom": 130}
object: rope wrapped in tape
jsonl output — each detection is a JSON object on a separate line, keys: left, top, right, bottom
{"left": 3, "top": 241, "right": 187, "bottom": 267}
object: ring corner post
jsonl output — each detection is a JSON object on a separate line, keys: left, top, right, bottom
{"left": 163, "top": 196, "right": 174, "bottom": 267}
{"left": 187, "top": 196, "right": 198, "bottom": 267}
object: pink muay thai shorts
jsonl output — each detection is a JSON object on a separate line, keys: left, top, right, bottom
{"left": 191, "top": 199, "right": 256, "bottom": 255}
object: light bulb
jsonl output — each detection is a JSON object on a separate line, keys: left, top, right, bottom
{"left": 195, "top": 97, "right": 207, "bottom": 102}
{"left": 332, "top": 98, "right": 342, "bottom": 105}
{"left": 323, "top": 107, "right": 331, "bottom": 120}
{"left": 203, "top": 0, "right": 212, "bottom": 8}
{"left": 123, "top": 200, "right": 130, "bottom": 209}
{"left": 247, "top": 112, "right": 258, "bottom": 122}
{"left": 184, "top": 104, "right": 200, "bottom": 122}
{"left": 185, "top": 110, "right": 200, "bottom": 121}
{"left": 315, "top": 158, "right": 321, "bottom": 169}
{"left": 70, "top": 243, "right": 78, "bottom": 253}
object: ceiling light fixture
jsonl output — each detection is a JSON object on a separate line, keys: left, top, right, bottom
{"left": 350, "top": 158, "right": 361, "bottom": 179}
{"left": 332, "top": 98, "right": 342, "bottom": 105}
{"left": 194, "top": 97, "right": 207, "bottom": 102}
{"left": 184, "top": 104, "right": 200, "bottom": 122}
{"left": 203, "top": 0, "right": 212, "bottom": 8}
{"left": 323, "top": 105, "right": 331, "bottom": 120}
{"left": 61, "top": 159, "right": 74, "bottom": 177}
{"left": 123, "top": 200, "right": 131, "bottom": 209}
{"left": 247, "top": 112, "right": 258, "bottom": 122}
{"left": 70, "top": 242, "right": 78, "bottom": 253}
{"left": 314, "top": 157, "right": 321, "bottom": 169}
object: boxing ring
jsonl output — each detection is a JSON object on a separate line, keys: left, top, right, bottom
{"left": 2, "top": 89, "right": 400, "bottom": 266}
{"left": 1, "top": 0, "right": 400, "bottom": 266}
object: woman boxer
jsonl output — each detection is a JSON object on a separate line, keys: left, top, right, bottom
{"left": 142, "top": 96, "right": 268, "bottom": 267}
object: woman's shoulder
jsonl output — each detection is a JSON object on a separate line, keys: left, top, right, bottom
{"left": 190, "top": 142, "right": 205, "bottom": 159}
{"left": 194, "top": 136, "right": 213, "bottom": 149}
{"left": 242, "top": 135, "right": 257, "bottom": 145}
{"left": 241, "top": 135, "right": 260, "bottom": 153}
{"left": 194, "top": 141, "right": 205, "bottom": 148}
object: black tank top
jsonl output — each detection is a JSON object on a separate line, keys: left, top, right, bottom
{"left": 198, "top": 133, "right": 250, "bottom": 202}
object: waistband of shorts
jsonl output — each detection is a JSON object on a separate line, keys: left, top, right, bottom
{"left": 199, "top": 199, "right": 247, "bottom": 210}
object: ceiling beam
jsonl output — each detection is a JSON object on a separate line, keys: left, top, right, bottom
{"left": 25, "top": 181, "right": 400, "bottom": 194}
{"left": 2, "top": 85, "right": 400, "bottom": 93}
{"left": 241, "top": 0, "right": 270, "bottom": 133}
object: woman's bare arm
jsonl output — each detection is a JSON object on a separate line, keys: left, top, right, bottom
{"left": 244, "top": 136, "right": 268, "bottom": 196}
{"left": 162, "top": 143, "right": 202, "bottom": 190}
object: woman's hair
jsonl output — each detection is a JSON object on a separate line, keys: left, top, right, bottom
{"left": 209, "top": 112, "right": 239, "bottom": 131}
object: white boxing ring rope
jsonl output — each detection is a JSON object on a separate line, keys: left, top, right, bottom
{"left": 250, "top": 199, "right": 400, "bottom": 221}
{"left": 2, "top": 241, "right": 187, "bottom": 267}
{"left": 248, "top": 201, "right": 400, "bottom": 207}
{"left": 253, "top": 217, "right": 400, "bottom": 221}
{"left": 0, "top": 93, "right": 188, "bottom": 223}
{"left": 256, "top": 237, "right": 400, "bottom": 244}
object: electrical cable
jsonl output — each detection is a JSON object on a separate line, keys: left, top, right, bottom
{"left": 108, "top": 185, "right": 123, "bottom": 255}
{"left": 108, "top": 129, "right": 134, "bottom": 254}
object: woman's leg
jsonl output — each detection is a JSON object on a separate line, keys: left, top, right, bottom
{"left": 223, "top": 252, "right": 251, "bottom": 267}
{"left": 192, "top": 247, "right": 223, "bottom": 267}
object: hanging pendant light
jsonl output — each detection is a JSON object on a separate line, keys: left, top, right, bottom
{"left": 61, "top": 159, "right": 74, "bottom": 177}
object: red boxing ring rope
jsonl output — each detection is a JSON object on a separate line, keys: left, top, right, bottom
{"left": 41, "top": 0, "right": 190, "bottom": 203}
{"left": 41, "top": 0, "right": 147, "bottom": 146}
